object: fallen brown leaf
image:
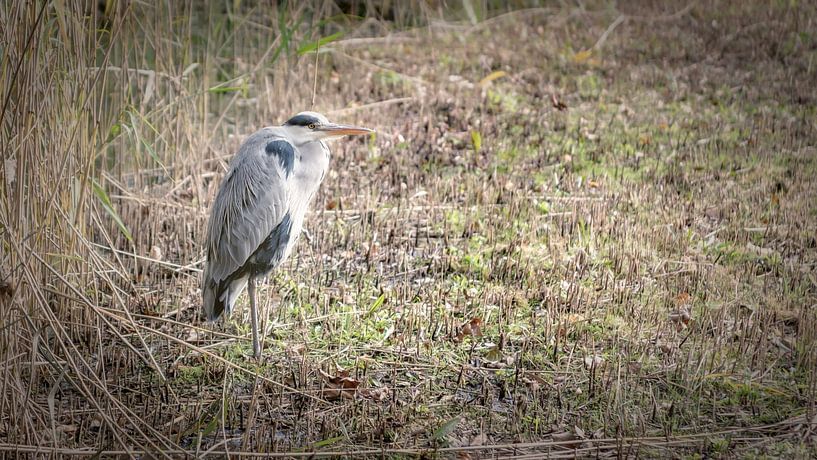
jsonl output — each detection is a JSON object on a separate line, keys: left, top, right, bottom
{"left": 583, "top": 355, "right": 605, "bottom": 370}
{"left": 551, "top": 93, "right": 567, "bottom": 111}
{"left": 552, "top": 431, "right": 576, "bottom": 442}
{"left": 455, "top": 317, "right": 484, "bottom": 342}
{"left": 319, "top": 369, "right": 361, "bottom": 400}
{"left": 669, "top": 306, "right": 691, "bottom": 331}
{"left": 359, "top": 387, "right": 388, "bottom": 401}
{"left": 574, "top": 426, "right": 586, "bottom": 439}
{"left": 470, "top": 433, "right": 488, "bottom": 446}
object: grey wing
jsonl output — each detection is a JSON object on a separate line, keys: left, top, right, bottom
{"left": 204, "top": 136, "right": 293, "bottom": 284}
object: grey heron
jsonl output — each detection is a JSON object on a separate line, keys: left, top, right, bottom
{"left": 202, "top": 111, "right": 373, "bottom": 358}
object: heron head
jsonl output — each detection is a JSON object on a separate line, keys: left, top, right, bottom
{"left": 283, "top": 111, "right": 372, "bottom": 145}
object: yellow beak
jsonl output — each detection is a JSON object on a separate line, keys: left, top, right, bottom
{"left": 320, "top": 123, "right": 374, "bottom": 137}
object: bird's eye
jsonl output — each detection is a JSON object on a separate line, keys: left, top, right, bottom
{"left": 308, "top": 123, "right": 316, "bottom": 130}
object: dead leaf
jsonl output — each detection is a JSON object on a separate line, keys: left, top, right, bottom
{"left": 321, "top": 387, "right": 346, "bottom": 400}
{"left": 479, "top": 70, "right": 507, "bottom": 87}
{"left": 4, "top": 158, "right": 16, "bottom": 186}
{"left": 572, "top": 49, "right": 593, "bottom": 64}
{"left": 56, "top": 424, "right": 77, "bottom": 435}
{"left": 669, "top": 306, "right": 691, "bottom": 331}
{"left": 470, "top": 433, "right": 488, "bottom": 446}
{"left": 564, "top": 313, "right": 586, "bottom": 325}
{"left": 322, "top": 369, "right": 358, "bottom": 388}
{"left": 319, "top": 369, "right": 361, "bottom": 400}
{"left": 460, "top": 322, "right": 471, "bottom": 338}
{"left": 523, "top": 373, "right": 549, "bottom": 391}
{"left": 746, "top": 242, "right": 777, "bottom": 258}
{"left": 552, "top": 431, "right": 576, "bottom": 442}
{"left": 551, "top": 93, "right": 567, "bottom": 111}
{"left": 149, "top": 245, "right": 163, "bottom": 261}
{"left": 468, "top": 317, "right": 483, "bottom": 337}
{"left": 455, "top": 317, "right": 484, "bottom": 341}
{"left": 583, "top": 355, "right": 605, "bottom": 370}
{"left": 334, "top": 367, "right": 351, "bottom": 379}
{"left": 184, "top": 328, "right": 201, "bottom": 343}
{"left": 484, "top": 360, "right": 506, "bottom": 369}
{"left": 448, "top": 75, "right": 475, "bottom": 89}
{"left": 359, "top": 387, "right": 388, "bottom": 401}
{"left": 0, "top": 278, "right": 14, "bottom": 298}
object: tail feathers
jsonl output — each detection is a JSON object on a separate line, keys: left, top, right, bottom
{"left": 202, "top": 278, "right": 223, "bottom": 321}
{"left": 202, "top": 275, "right": 248, "bottom": 322}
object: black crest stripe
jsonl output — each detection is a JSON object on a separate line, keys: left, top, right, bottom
{"left": 284, "top": 114, "right": 320, "bottom": 126}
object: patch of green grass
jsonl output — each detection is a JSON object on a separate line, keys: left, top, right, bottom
{"left": 486, "top": 87, "right": 523, "bottom": 113}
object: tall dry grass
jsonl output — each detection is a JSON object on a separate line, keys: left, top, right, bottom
{"left": 0, "top": 0, "right": 447, "bottom": 451}
{"left": 0, "top": 0, "right": 133, "bottom": 446}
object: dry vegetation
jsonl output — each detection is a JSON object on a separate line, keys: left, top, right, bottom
{"left": 2, "top": 0, "right": 816, "bottom": 457}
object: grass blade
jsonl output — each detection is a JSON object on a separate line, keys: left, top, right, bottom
{"left": 432, "top": 415, "right": 461, "bottom": 441}
{"left": 297, "top": 32, "right": 343, "bottom": 55}
{"left": 471, "top": 130, "right": 482, "bottom": 151}
{"left": 91, "top": 178, "right": 132, "bottom": 243}
{"left": 364, "top": 294, "right": 386, "bottom": 318}
{"left": 313, "top": 435, "right": 344, "bottom": 449}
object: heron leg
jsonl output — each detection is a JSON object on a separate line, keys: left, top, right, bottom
{"left": 248, "top": 277, "right": 261, "bottom": 358}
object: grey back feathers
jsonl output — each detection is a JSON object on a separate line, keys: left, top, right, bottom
{"left": 205, "top": 128, "right": 289, "bottom": 284}
{"left": 201, "top": 123, "right": 332, "bottom": 321}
